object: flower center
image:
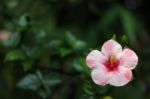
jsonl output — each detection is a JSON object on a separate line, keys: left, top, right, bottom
{"left": 104, "top": 55, "right": 119, "bottom": 71}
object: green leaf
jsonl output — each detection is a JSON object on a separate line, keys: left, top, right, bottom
{"left": 121, "top": 35, "right": 129, "bottom": 47}
{"left": 73, "top": 58, "right": 84, "bottom": 72}
{"left": 17, "top": 74, "right": 40, "bottom": 91}
{"left": 18, "top": 13, "right": 29, "bottom": 27}
{"left": 65, "top": 32, "right": 86, "bottom": 51}
{"left": 22, "top": 45, "right": 42, "bottom": 59}
{"left": 112, "top": 34, "right": 116, "bottom": 40}
{"left": 43, "top": 75, "right": 61, "bottom": 87}
{"left": 73, "top": 57, "right": 90, "bottom": 75}
{"left": 121, "top": 35, "right": 128, "bottom": 42}
{"left": 74, "top": 40, "right": 87, "bottom": 51}
{"left": 47, "top": 40, "right": 62, "bottom": 49}
{"left": 36, "top": 71, "right": 61, "bottom": 86}
{"left": 38, "top": 89, "right": 51, "bottom": 99}
{"left": 65, "top": 31, "right": 77, "bottom": 48}
{"left": 31, "top": 27, "right": 46, "bottom": 39}
{"left": 60, "top": 47, "right": 72, "bottom": 57}
{"left": 22, "top": 61, "right": 34, "bottom": 71}
{"left": 5, "top": 50, "right": 27, "bottom": 62}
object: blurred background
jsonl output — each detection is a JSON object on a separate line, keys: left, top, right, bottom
{"left": 0, "top": 0, "right": 149, "bottom": 99}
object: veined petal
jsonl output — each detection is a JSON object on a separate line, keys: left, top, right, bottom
{"left": 120, "top": 48, "right": 138, "bottom": 70}
{"left": 101, "top": 40, "right": 122, "bottom": 57}
{"left": 86, "top": 50, "right": 106, "bottom": 69}
{"left": 108, "top": 66, "right": 132, "bottom": 86}
{"left": 91, "top": 66, "right": 111, "bottom": 86}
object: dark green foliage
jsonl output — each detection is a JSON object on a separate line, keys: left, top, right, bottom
{"left": 0, "top": 0, "right": 149, "bottom": 99}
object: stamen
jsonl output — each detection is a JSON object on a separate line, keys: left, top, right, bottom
{"left": 103, "top": 55, "right": 119, "bottom": 71}
{"left": 110, "top": 55, "right": 117, "bottom": 67}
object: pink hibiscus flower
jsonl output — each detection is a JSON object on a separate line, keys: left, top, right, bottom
{"left": 86, "top": 39, "right": 138, "bottom": 86}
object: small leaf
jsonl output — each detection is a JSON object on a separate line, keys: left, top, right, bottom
{"left": 60, "top": 47, "right": 72, "bottom": 57}
{"left": 18, "top": 14, "right": 29, "bottom": 27}
{"left": 38, "top": 89, "right": 51, "bottom": 99}
{"left": 32, "top": 27, "right": 46, "bottom": 39}
{"left": 121, "top": 35, "right": 128, "bottom": 42}
{"left": 112, "top": 34, "right": 116, "bottom": 40}
{"left": 43, "top": 76, "right": 61, "bottom": 87}
{"left": 17, "top": 74, "right": 40, "bottom": 91}
{"left": 74, "top": 40, "right": 87, "bottom": 51}
{"left": 73, "top": 59, "right": 84, "bottom": 72}
{"left": 22, "top": 61, "right": 34, "bottom": 71}
{"left": 47, "top": 40, "right": 62, "bottom": 49}
{"left": 74, "top": 57, "right": 90, "bottom": 76}
{"left": 65, "top": 31, "right": 77, "bottom": 48}
{"left": 5, "top": 50, "right": 26, "bottom": 62}
{"left": 84, "top": 84, "right": 94, "bottom": 95}
{"left": 121, "top": 35, "right": 129, "bottom": 47}
{"left": 22, "top": 45, "right": 42, "bottom": 59}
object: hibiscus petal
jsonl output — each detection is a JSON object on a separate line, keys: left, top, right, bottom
{"left": 120, "top": 48, "right": 138, "bottom": 70}
{"left": 108, "top": 66, "right": 132, "bottom": 86}
{"left": 101, "top": 40, "right": 122, "bottom": 57}
{"left": 86, "top": 50, "right": 106, "bottom": 69}
{"left": 91, "top": 66, "right": 110, "bottom": 86}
